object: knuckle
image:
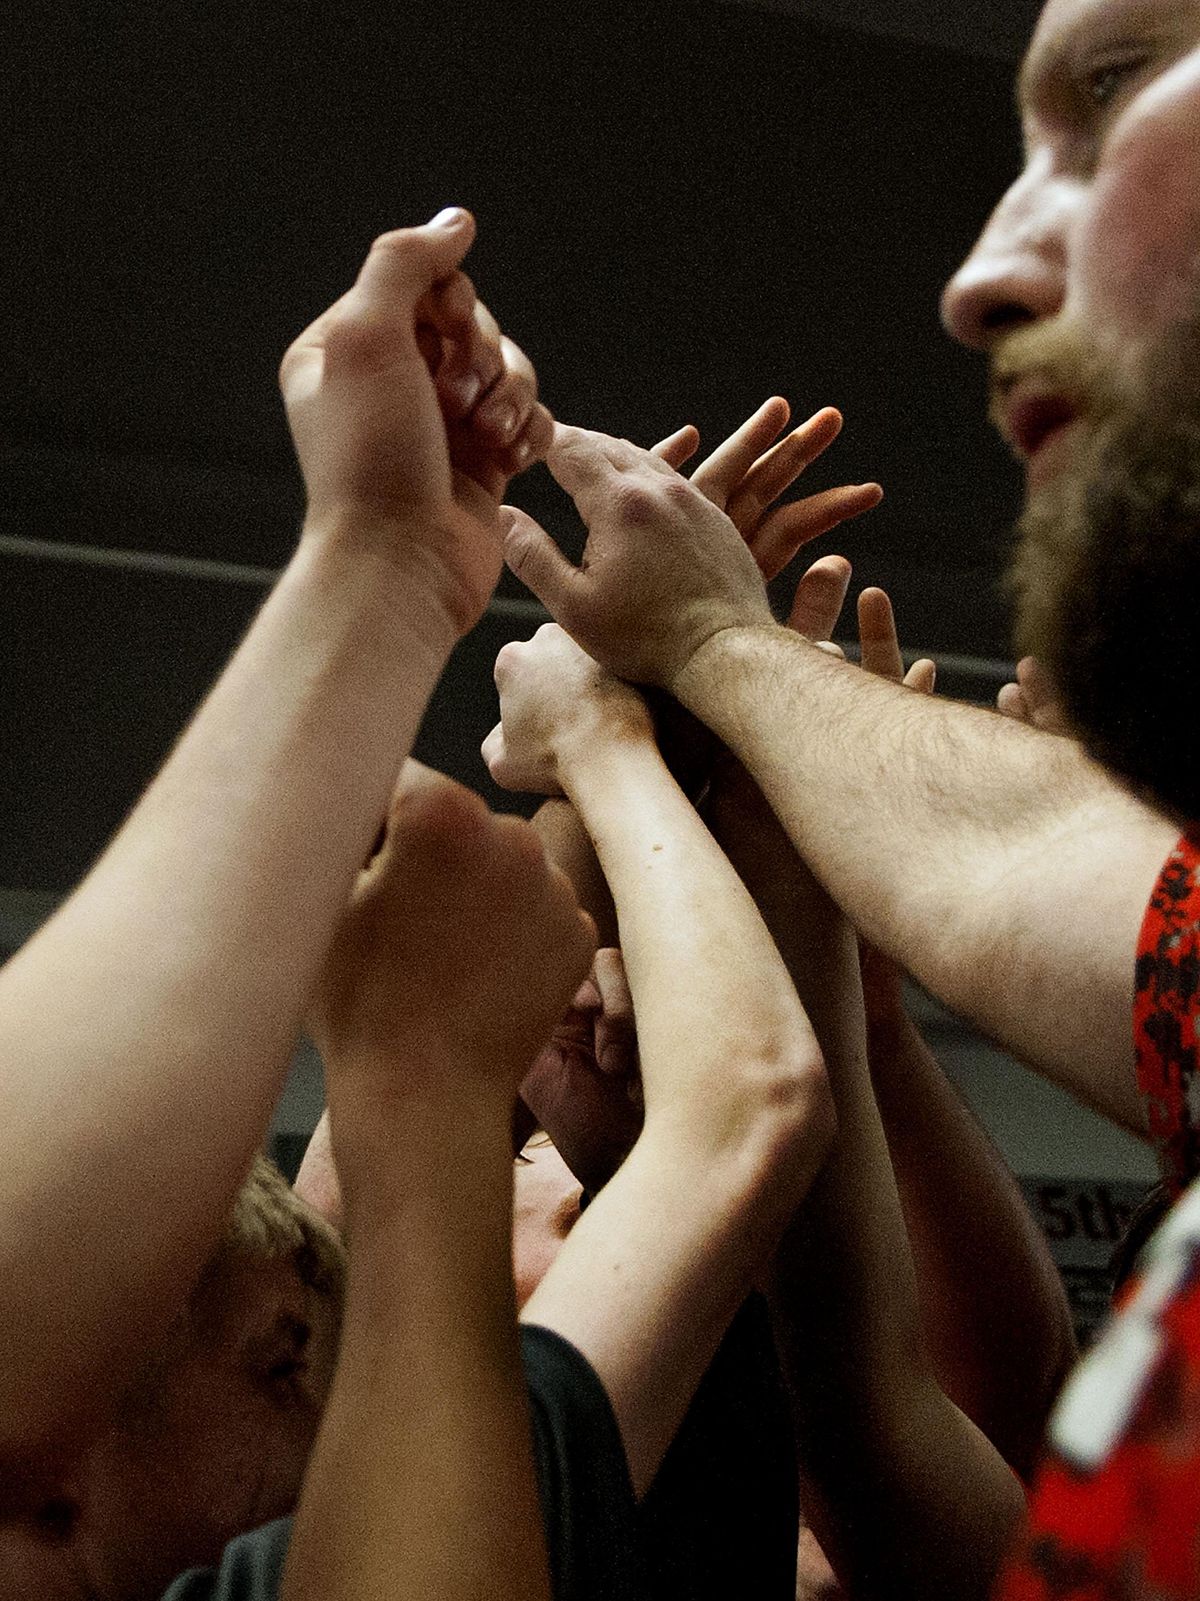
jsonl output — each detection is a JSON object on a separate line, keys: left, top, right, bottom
{"left": 662, "top": 476, "right": 700, "bottom": 511}
{"left": 613, "top": 481, "right": 660, "bottom": 526}
{"left": 494, "top": 641, "right": 520, "bottom": 684}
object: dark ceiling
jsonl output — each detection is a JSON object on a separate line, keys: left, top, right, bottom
{"left": 2, "top": 1, "right": 1038, "bottom": 898}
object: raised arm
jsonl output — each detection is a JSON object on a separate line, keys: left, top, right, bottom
{"left": 0, "top": 211, "right": 553, "bottom": 1499}
{"left": 500, "top": 422, "right": 1176, "bottom": 1133}
{"left": 484, "top": 624, "right": 835, "bottom": 1497}
{"left": 703, "top": 758, "right": 1025, "bottom": 1601}
{"left": 286, "top": 768, "right": 593, "bottom": 1601}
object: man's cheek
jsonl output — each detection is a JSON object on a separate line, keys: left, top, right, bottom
{"left": 1080, "top": 54, "right": 1200, "bottom": 344}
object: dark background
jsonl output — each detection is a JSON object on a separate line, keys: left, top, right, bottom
{"left": 2, "top": 0, "right": 1040, "bottom": 900}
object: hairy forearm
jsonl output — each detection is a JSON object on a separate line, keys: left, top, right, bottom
{"left": 869, "top": 1004, "right": 1076, "bottom": 1476}
{"left": 676, "top": 623, "right": 1174, "bottom": 1130}
{"left": 285, "top": 1092, "right": 549, "bottom": 1601}
{"left": 0, "top": 529, "right": 455, "bottom": 1480}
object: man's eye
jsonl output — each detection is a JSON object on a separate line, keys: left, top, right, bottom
{"left": 1083, "top": 55, "right": 1147, "bottom": 107}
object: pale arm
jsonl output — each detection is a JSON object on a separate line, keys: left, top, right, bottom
{"left": 676, "top": 624, "right": 1171, "bottom": 1134}
{"left": 487, "top": 628, "right": 834, "bottom": 1497}
{"left": 502, "top": 424, "right": 1174, "bottom": 1136}
{"left": 0, "top": 214, "right": 552, "bottom": 1499}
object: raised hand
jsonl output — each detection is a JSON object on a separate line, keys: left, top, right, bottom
{"left": 655, "top": 397, "right": 882, "bottom": 580}
{"left": 502, "top": 424, "right": 775, "bottom": 689}
{"left": 281, "top": 209, "right": 551, "bottom": 639}
{"left": 483, "top": 622, "right": 655, "bottom": 794}
{"left": 426, "top": 283, "right": 554, "bottom": 500}
{"left": 309, "top": 765, "right": 595, "bottom": 1138}
{"left": 647, "top": 399, "right": 880, "bottom": 787}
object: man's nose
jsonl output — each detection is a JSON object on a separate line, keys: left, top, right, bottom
{"left": 940, "top": 162, "right": 1073, "bottom": 350}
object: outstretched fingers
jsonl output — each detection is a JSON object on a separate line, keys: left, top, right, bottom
{"left": 689, "top": 396, "right": 792, "bottom": 508}
{"left": 749, "top": 482, "right": 883, "bottom": 581}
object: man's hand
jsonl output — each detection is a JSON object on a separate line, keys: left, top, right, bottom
{"left": 280, "top": 208, "right": 551, "bottom": 638}
{"left": 483, "top": 622, "right": 655, "bottom": 793}
{"left": 309, "top": 765, "right": 595, "bottom": 1125}
{"left": 520, "top": 948, "right": 643, "bottom": 1194}
{"left": 656, "top": 396, "right": 882, "bottom": 579}
{"left": 502, "top": 424, "right": 776, "bottom": 689}
{"left": 646, "top": 398, "right": 881, "bottom": 788}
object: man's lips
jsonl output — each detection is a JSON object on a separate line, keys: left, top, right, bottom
{"left": 994, "top": 383, "right": 1081, "bottom": 479}
{"left": 1005, "top": 390, "right": 1079, "bottom": 458}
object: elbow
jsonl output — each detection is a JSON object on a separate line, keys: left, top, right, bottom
{"left": 722, "top": 1035, "right": 838, "bottom": 1228}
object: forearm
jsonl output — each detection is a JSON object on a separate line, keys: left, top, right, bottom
{"left": 531, "top": 797, "right": 619, "bottom": 946}
{"left": 0, "top": 529, "right": 454, "bottom": 1476}
{"left": 705, "top": 777, "right": 1022, "bottom": 1600}
{"left": 869, "top": 1004, "right": 1076, "bottom": 1476}
{"left": 285, "top": 1092, "right": 549, "bottom": 1601}
{"left": 676, "top": 623, "right": 1174, "bottom": 1129}
{"left": 560, "top": 732, "right": 815, "bottom": 1139}
{"left": 523, "top": 728, "right": 832, "bottom": 1497}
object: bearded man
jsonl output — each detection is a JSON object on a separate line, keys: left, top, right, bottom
{"left": 490, "top": 2, "right": 1200, "bottom": 1594}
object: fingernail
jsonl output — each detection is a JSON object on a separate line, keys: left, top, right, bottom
{"left": 429, "top": 206, "right": 466, "bottom": 228}
{"left": 512, "top": 441, "right": 534, "bottom": 469}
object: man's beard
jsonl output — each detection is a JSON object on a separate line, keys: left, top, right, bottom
{"left": 1004, "top": 316, "right": 1200, "bottom": 823}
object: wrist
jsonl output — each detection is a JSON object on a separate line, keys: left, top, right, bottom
{"left": 669, "top": 620, "right": 795, "bottom": 710}
{"left": 295, "top": 511, "right": 473, "bottom": 659}
{"left": 331, "top": 1071, "right": 517, "bottom": 1214}
{"left": 554, "top": 701, "right": 657, "bottom": 789}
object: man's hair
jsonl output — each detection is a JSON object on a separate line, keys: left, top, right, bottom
{"left": 116, "top": 1155, "right": 346, "bottom": 1436}
{"left": 196, "top": 1153, "right": 347, "bottom": 1303}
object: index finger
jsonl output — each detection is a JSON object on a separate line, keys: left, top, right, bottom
{"left": 547, "top": 423, "right": 675, "bottom": 519}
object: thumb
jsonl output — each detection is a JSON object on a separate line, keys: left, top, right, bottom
{"left": 354, "top": 207, "right": 477, "bottom": 314}
{"left": 502, "top": 506, "right": 584, "bottom": 621}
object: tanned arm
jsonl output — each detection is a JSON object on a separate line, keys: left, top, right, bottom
{"left": 286, "top": 768, "right": 593, "bottom": 1601}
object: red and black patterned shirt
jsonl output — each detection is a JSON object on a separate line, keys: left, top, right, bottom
{"left": 996, "top": 833, "right": 1200, "bottom": 1601}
